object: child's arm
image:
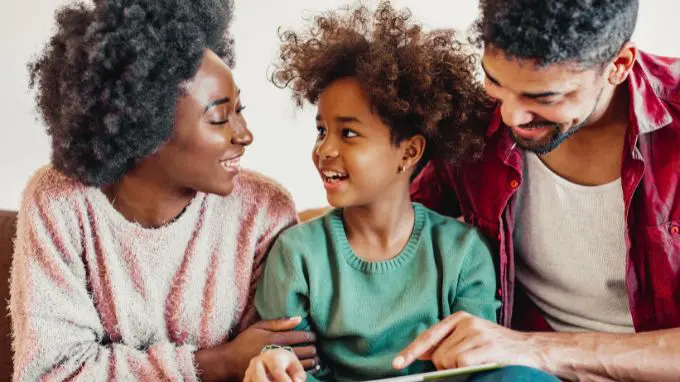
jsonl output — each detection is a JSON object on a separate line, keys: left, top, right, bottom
{"left": 255, "top": 237, "right": 312, "bottom": 330}
{"left": 255, "top": 236, "right": 331, "bottom": 380}
{"left": 450, "top": 230, "right": 501, "bottom": 323}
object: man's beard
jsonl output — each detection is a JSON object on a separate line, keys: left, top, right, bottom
{"left": 511, "top": 88, "right": 604, "bottom": 155}
{"left": 511, "top": 121, "right": 586, "bottom": 155}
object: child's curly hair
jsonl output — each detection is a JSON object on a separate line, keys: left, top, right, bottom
{"left": 271, "top": 1, "right": 494, "bottom": 166}
{"left": 29, "top": 0, "right": 234, "bottom": 186}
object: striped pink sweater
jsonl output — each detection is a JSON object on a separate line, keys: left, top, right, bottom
{"left": 9, "top": 167, "right": 297, "bottom": 381}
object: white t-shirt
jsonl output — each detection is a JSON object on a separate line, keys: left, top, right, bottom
{"left": 513, "top": 152, "right": 634, "bottom": 333}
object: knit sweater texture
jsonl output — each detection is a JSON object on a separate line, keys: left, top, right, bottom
{"left": 10, "top": 166, "right": 297, "bottom": 381}
{"left": 256, "top": 203, "right": 500, "bottom": 381}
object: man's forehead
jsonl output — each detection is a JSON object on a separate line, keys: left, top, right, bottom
{"left": 481, "top": 49, "right": 594, "bottom": 93}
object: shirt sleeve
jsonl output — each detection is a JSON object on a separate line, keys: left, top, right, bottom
{"left": 10, "top": 191, "right": 199, "bottom": 382}
{"left": 450, "top": 229, "right": 501, "bottom": 323}
{"left": 254, "top": 236, "right": 311, "bottom": 331}
{"left": 410, "top": 159, "right": 462, "bottom": 218}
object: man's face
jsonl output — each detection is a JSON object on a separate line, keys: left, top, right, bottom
{"left": 482, "top": 47, "right": 608, "bottom": 154}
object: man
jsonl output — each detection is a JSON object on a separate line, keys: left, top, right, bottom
{"left": 396, "top": 0, "right": 680, "bottom": 380}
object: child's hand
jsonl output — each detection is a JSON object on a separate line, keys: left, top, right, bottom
{"left": 244, "top": 348, "right": 307, "bottom": 382}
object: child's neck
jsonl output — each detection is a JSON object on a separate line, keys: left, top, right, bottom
{"left": 342, "top": 192, "right": 415, "bottom": 262}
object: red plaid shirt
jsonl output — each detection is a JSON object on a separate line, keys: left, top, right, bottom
{"left": 411, "top": 50, "right": 680, "bottom": 332}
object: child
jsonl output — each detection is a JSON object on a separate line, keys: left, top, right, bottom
{"left": 247, "top": 2, "right": 498, "bottom": 381}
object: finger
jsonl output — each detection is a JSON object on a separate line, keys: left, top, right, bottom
{"left": 254, "top": 317, "right": 303, "bottom": 331}
{"left": 244, "top": 361, "right": 253, "bottom": 382}
{"left": 393, "top": 312, "right": 468, "bottom": 369}
{"left": 254, "top": 360, "right": 272, "bottom": 382}
{"left": 300, "top": 357, "right": 320, "bottom": 370}
{"left": 432, "top": 333, "right": 485, "bottom": 370}
{"left": 274, "top": 331, "right": 316, "bottom": 346}
{"left": 292, "top": 345, "right": 317, "bottom": 360}
{"left": 287, "top": 357, "right": 307, "bottom": 381}
{"left": 430, "top": 320, "right": 477, "bottom": 366}
{"left": 269, "top": 367, "right": 293, "bottom": 382}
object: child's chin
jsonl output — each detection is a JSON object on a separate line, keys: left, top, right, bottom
{"left": 326, "top": 193, "right": 353, "bottom": 208}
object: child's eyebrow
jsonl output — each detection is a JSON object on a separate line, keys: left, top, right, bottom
{"left": 335, "top": 116, "right": 361, "bottom": 124}
{"left": 315, "top": 115, "right": 362, "bottom": 124}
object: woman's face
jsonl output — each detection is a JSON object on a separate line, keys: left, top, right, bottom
{"left": 152, "top": 49, "right": 252, "bottom": 196}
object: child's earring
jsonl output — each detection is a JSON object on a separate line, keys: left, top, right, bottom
{"left": 398, "top": 165, "right": 405, "bottom": 173}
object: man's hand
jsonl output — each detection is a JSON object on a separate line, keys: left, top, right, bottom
{"left": 393, "top": 312, "right": 544, "bottom": 371}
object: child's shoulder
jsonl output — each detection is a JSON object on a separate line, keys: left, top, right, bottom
{"left": 275, "top": 209, "right": 335, "bottom": 247}
{"left": 417, "top": 203, "right": 477, "bottom": 234}
{"left": 416, "top": 203, "right": 489, "bottom": 249}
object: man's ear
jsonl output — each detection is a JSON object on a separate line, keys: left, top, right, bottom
{"left": 400, "top": 134, "right": 426, "bottom": 173}
{"left": 607, "top": 42, "right": 637, "bottom": 85}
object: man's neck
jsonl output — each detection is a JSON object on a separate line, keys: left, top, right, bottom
{"left": 540, "top": 84, "right": 630, "bottom": 186}
{"left": 342, "top": 186, "right": 415, "bottom": 262}
{"left": 102, "top": 170, "right": 195, "bottom": 229}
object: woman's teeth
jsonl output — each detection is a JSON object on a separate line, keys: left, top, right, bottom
{"left": 221, "top": 158, "right": 240, "bottom": 170}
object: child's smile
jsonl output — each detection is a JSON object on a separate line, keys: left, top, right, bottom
{"left": 319, "top": 168, "right": 350, "bottom": 191}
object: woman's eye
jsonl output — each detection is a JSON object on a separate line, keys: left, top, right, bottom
{"left": 343, "top": 129, "right": 358, "bottom": 138}
{"left": 208, "top": 117, "right": 229, "bottom": 125}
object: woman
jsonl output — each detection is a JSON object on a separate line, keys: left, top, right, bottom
{"left": 10, "top": 0, "right": 316, "bottom": 380}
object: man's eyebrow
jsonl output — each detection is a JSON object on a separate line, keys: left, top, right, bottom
{"left": 482, "top": 61, "right": 562, "bottom": 99}
{"left": 481, "top": 62, "right": 501, "bottom": 86}
{"left": 520, "top": 90, "right": 562, "bottom": 99}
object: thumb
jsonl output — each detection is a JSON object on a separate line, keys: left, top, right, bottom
{"left": 253, "top": 316, "right": 302, "bottom": 331}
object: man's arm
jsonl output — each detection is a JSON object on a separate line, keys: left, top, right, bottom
{"left": 527, "top": 328, "right": 680, "bottom": 381}
{"left": 394, "top": 312, "right": 680, "bottom": 382}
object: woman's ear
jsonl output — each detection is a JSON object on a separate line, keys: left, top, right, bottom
{"left": 400, "top": 135, "right": 426, "bottom": 173}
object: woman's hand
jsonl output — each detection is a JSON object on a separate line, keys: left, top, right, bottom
{"left": 196, "top": 317, "right": 318, "bottom": 381}
{"left": 244, "top": 348, "right": 307, "bottom": 382}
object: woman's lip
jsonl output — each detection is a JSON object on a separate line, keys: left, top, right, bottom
{"left": 220, "top": 153, "right": 243, "bottom": 162}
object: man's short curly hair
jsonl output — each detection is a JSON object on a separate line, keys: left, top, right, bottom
{"left": 29, "top": 0, "right": 235, "bottom": 186}
{"left": 475, "top": 0, "right": 639, "bottom": 68}
{"left": 271, "top": 1, "right": 493, "bottom": 167}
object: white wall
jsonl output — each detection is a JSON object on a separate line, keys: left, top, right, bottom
{"left": 1, "top": 0, "right": 679, "bottom": 211}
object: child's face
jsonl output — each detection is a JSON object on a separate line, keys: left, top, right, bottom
{"left": 313, "top": 77, "right": 409, "bottom": 208}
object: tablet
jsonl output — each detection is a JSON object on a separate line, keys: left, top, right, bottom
{"left": 363, "top": 363, "right": 502, "bottom": 381}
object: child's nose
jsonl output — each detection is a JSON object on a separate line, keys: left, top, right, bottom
{"left": 316, "top": 136, "right": 339, "bottom": 159}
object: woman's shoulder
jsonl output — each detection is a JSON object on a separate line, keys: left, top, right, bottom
{"left": 231, "top": 169, "right": 295, "bottom": 209}
{"left": 21, "top": 165, "right": 88, "bottom": 212}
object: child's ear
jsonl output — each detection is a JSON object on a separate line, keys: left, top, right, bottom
{"left": 401, "top": 135, "right": 426, "bottom": 172}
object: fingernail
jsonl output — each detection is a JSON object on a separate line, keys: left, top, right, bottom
{"left": 290, "top": 316, "right": 302, "bottom": 321}
{"left": 393, "top": 356, "right": 405, "bottom": 368}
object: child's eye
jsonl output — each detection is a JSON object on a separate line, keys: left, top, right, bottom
{"left": 316, "top": 126, "right": 327, "bottom": 138}
{"left": 343, "top": 129, "right": 358, "bottom": 138}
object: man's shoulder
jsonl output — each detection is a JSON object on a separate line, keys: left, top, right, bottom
{"left": 636, "top": 50, "right": 680, "bottom": 106}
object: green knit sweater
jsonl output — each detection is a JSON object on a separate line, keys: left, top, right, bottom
{"left": 255, "top": 203, "right": 500, "bottom": 381}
